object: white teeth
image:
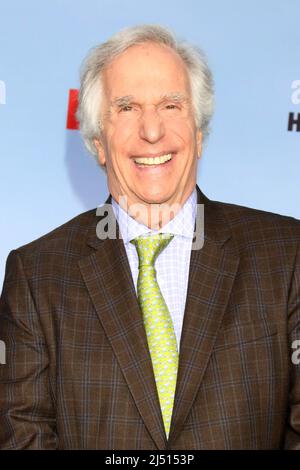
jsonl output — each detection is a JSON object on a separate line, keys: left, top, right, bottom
{"left": 134, "top": 154, "right": 172, "bottom": 165}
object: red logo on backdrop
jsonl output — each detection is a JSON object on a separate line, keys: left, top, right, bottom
{"left": 66, "top": 89, "right": 79, "bottom": 130}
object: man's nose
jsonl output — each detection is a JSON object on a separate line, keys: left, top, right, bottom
{"left": 138, "top": 108, "right": 165, "bottom": 143}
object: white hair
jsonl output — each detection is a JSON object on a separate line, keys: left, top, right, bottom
{"left": 77, "top": 24, "right": 214, "bottom": 156}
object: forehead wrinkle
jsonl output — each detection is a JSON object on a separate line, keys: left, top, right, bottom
{"left": 110, "top": 92, "right": 189, "bottom": 108}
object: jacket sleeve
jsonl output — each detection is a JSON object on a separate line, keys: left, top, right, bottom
{"left": 0, "top": 250, "right": 57, "bottom": 449}
{"left": 284, "top": 243, "right": 300, "bottom": 449}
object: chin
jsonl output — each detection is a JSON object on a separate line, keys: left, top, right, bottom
{"left": 138, "top": 190, "right": 172, "bottom": 205}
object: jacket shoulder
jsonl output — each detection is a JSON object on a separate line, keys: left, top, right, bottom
{"left": 212, "top": 199, "right": 300, "bottom": 246}
{"left": 14, "top": 208, "right": 97, "bottom": 261}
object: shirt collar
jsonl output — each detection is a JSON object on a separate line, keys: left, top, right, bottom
{"left": 112, "top": 188, "right": 197, "bottom": 245}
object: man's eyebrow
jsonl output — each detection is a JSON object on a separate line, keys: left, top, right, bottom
{"left": 110, "top": 95, "right": 135, "bottom": 107}
{"left": 160, "top": 92, "right": 189, "bottom": 103}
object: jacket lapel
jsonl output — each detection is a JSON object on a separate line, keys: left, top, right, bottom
{"left": 168, "top": 187, "right": 240, "bottom": 444}
{"left": 79, "top": 201, "right": 167, "bottom": 450}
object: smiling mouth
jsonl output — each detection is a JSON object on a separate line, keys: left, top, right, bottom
{"left": 133, "top": 153, "right": 173, "bottom": 166}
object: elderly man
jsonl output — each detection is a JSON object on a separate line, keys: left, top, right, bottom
{"left": 0, "top": 24, "right": 300, "bottom": 450}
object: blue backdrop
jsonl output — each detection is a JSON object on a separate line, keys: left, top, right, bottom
{"left": 0, "top": 0, "right": 299, "bottom": 285}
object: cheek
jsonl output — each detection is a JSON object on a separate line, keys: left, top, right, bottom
{"left": 167, "top": 118, "right": 197, "bottom": 144}
{"left": 107, "top": 125, "right": 134, "bottom": 158}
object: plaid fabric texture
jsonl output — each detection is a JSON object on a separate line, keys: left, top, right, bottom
{"left": 0, "top": 186, "right": 300, "bottom": 449}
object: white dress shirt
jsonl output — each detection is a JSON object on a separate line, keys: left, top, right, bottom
{"left": 111, "top": 188, "right": 197, "bottom": 350}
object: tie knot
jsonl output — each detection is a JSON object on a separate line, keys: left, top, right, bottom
{"left": 131, "top": 233, "right": 174, "bottom": 267}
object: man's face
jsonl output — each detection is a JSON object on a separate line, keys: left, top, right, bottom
{"left": 94, "top": 42, "right": 202, "bottom": 210}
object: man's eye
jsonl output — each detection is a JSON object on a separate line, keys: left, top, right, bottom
{"left": 120, "top": 105, "right": 133, "bottom": 112}
{"left": 165, "top": 104, "right": 179, "bottom": 110}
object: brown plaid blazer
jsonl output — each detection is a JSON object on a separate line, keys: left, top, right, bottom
{"left": 0, "top": 186, "right": 300, "bottom": 449}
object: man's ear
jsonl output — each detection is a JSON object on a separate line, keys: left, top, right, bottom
{"left": 196, "top": 129, "right": 203, "bottom": 160}
{"left": 94, "top": 138, "right": 106, "bottom": 166}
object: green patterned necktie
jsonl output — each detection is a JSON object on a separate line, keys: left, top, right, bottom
{"left": 131, "top": 233, "right": 178, "bottom": 438}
